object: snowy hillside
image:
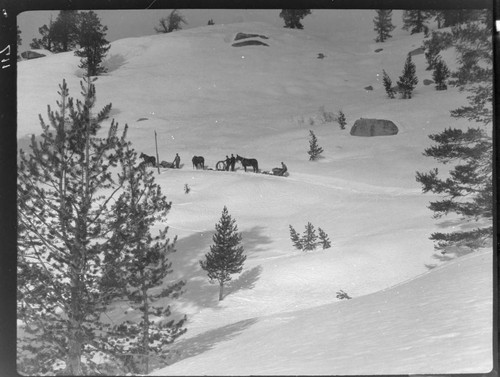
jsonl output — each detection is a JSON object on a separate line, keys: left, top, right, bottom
{"left": 17, "top": 17, "right": 493, "bottom": 375}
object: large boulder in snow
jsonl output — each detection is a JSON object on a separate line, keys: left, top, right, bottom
{"left": 350, "top": 118, "right": 398, "bottom": 137}
{"left": 20, "top": 50, "right": 46, "bottom": 60}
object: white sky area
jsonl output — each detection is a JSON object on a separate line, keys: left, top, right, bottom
{"left": 17, "top": 9, "right": 376, "bottom": 52}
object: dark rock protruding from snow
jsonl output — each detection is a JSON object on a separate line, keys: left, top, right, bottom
{"left": 21, "top": 50, "right": 46, "bottom": 60}
{"left": 423, "top": 79, "right": 434, "bottom": 86}
{"left": 232, "top": 40, "right": 269, "bottom": 47}
{"left": 409, "top": 47, "right": 425, "bottom": 56}
{"left": 234, "top": 32, "right": 269, "bottom": 41}
{"left": 350, "top": 118, "right": 399, "bottom": 137}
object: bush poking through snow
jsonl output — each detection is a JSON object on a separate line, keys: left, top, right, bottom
{"left": 289, "top": 225, "right": 303, "bottom": 250}
{"left": 184, "top": 183, "right": 191, "bottom": 194}
{"left": 336, "top": 290, "right": 352, "bottom": 300}
{"left": 337, "top": 110, "right": 347, "bottom": 130}
{"left": 382, "top": 70, "right": 395, "bottom": 98}
{"left": 308, "top": 130, "right": 324, "bottom": 161}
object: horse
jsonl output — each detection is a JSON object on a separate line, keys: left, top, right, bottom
{"left": 236, "top": 154, "right": 259, "bottom": 172}
{"left": 140, "top": 152, "right": 156, "bottom": 167}
{"left": 192, "top": 156, "right": 205, "bottom": 170}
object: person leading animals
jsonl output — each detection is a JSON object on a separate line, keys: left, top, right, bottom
{"left": 173, "top": 153, "right": 181, "bottom": 169}
{"left": 225, "top": 155, "right": 231, "bottom": 171}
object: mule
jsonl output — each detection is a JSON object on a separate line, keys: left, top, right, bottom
{"left": 140, "top": 152, "right": 156, "bottom": 167}
{"left": 236, "top": 155, "right": 259, "bottom": 172}
{"left": 192, "top": 156, "right": 205, "bottom": 169}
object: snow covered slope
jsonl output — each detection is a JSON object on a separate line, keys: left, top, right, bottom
{"left": 153, "top": 250, "right": 493, "bottom": 375}
{"left": 17, "top": 15, "right": 493, "bottom": 375}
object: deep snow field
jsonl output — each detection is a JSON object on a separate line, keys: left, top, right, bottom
{"left": 17, "top": 11, "right": 494, "bottom": 375}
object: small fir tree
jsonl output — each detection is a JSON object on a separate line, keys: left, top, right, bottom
{"left": 402, "top": 10, "right": 432, "bottom": 34}
{"left": 382, "top": 69, "right": 395, "bottom": 98}
{"left": 397, "top": 53, "right": 418, "bottom": 99}
{"left": 373, "top": 9, "right": 395, "bottom": 42}
{"left": 337, "top": 110, "right": 347, "bottom": 130}
{"left": 279, "top": 9, "right": 311, "bottom": 29}
{"left": 317, "top": 227, "right": 331, "bottom": 249}
{"left": 307, "top": 130, "right": 323, "bottom": 161}
{"left": 432, "top": 57, "right": 450, "bottom": 90}
{"left": 75, "top": 11, "right": 110, "bottom": 76}
{"left": 155, "top": 10, "right": 187, "bottom": 33}
{"left": 301, "top": 222, "right": 318, "bottom": 251}
{"left": 289, "top": 225, "right": 303, "bottom": 250}
{"left": 200, "top": 206, "right": 246, "bottom": 301}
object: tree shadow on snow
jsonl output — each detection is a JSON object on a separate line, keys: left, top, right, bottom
{"left": 226, "top": 265, "right": 263, "bottom": 296}
{"left": 167, "top": 317, "right": 259, "bottom": 367}
{"left": 240, "top": 226, "right": 274, "bottom": 255}
{"left": 424, "top": 245, "right": 477, "bottom": 270}
{"left": 103, "top": 53, "right": 127, "bottom": 73}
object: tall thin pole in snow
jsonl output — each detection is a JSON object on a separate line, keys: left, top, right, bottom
{"left": 155, "top": 130, "right": 160, "bottom": 174}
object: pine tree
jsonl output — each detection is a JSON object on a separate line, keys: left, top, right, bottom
{"left": 17, "top": 77, "right": 132, "bottom": 375}
{"left": 432, "top": 57, "right": 450, "bottom": 90}
{"left": 155, "top": 10, "right": 187, "bottom": 33}
{"left": 415, "top": 14, "right": 493, "bottom": 252}
{"left": 402, "top": 10, "right": 432, "bottom": 34}
{"left": 200, "top": 206, "right": 246, "bottom": 301}
{"left": 289, "top": 225, "right": 303, "bottom": 250}
{"left": 75, "top": 11, "right": 110, "bottom": 76}
{"left": 397, "top": 53, "right": 418, "bottom": 99}
{"left": 30, "top": 19, "right": 54, "bottom": 51}
{"left": 104, "top": 149, "right": 186, "bottom": 374}
{"left": 301, "top": 222, "right": 318, "bottom": 251}
{"left": 51, "top": 10, "right": 80, "bottom": 52}
{"left": 423, "top": 30, "right": 453, "bottom": 71}
{"left": 307, "top": 130, "right": 323, "bottom": 161}
{"left": 279, "top": 9, "right": 311, "bottom": 29}
{"left": 373, "top": 9, "right": 395, "bottom": 42}
{"left": 317, "top": 227, "right": 331, "bottom": 249}
{"left": 382, "top": 69, "right": 395, "bottom": 98}
{"left": 337, "top": 110, "right": 347, "bottom": 130}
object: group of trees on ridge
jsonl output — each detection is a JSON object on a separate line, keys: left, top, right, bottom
{"left": 17, "top": 7, "right": 493, "bottom": 376}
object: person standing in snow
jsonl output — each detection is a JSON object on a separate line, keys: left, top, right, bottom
{"left": 173, "top": 153, "right": 181, "bottom": 169}
{"left": 225, "top": 155, "right": 231, "bottom": 171}
{"left": 230, "top": 154, "right": 236, "bottom": 171}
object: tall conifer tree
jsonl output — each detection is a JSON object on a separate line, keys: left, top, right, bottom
{"left": 17, "top": 77, "right": 127, "bottom": 374}
{"left": 75, "top": 11, "right": 110, "bottom": 76}
{"left": 104, "top": 149, "right": 186, "bottom": 374}
{"left": 279, "top": 9, "right": 311, "bottom": 29}
{"left": 416, "top": 12, "right": 493, "bottom": 252}
{"left": 373, "top": 9, "right": 395, "bottom": 42}
{"left": 402, "top": 10, "right": 432, "bottom": 34}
